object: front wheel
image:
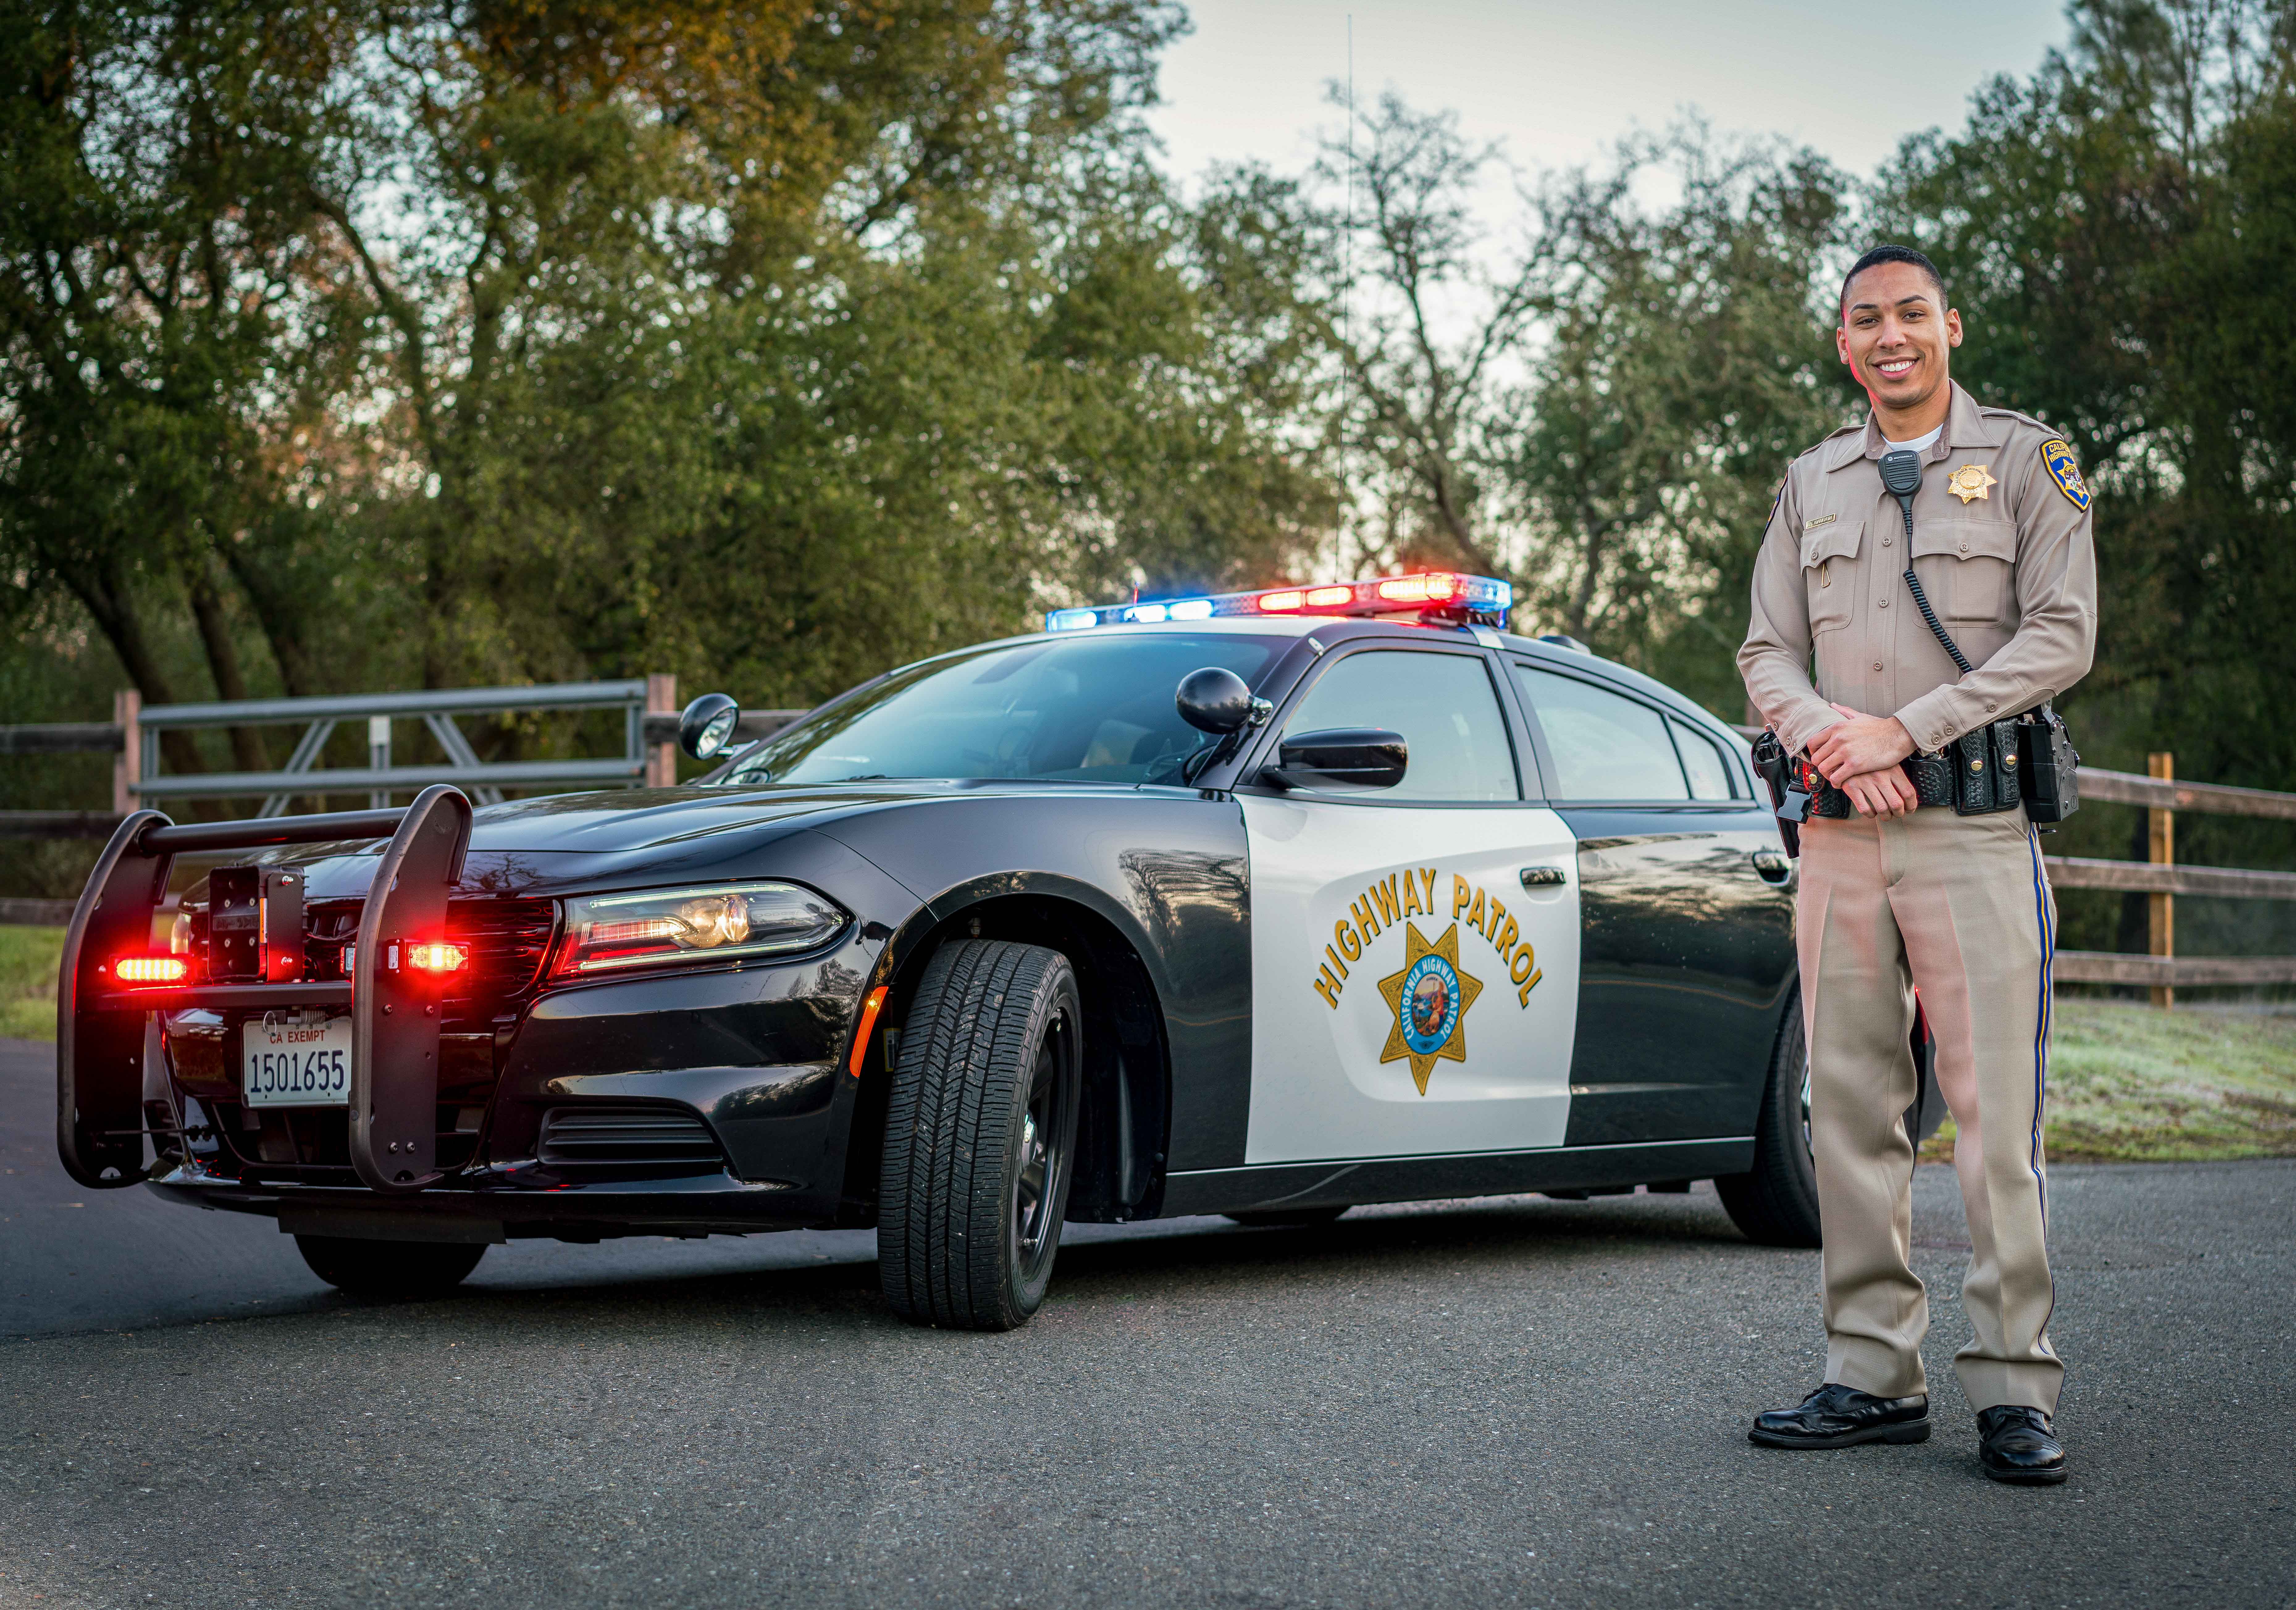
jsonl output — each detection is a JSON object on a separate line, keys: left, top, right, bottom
{"left": 295, "top": 1235, "right": 487, "bottom": 1298}
{"left": 1715, "top": 988, "right": 1823, "bottom": 1248}
{"left": 878, "top": 939, "right": 1083, "bottom": 1330}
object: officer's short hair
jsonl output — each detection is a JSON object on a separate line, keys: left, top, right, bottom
{"left": 1840, "top": 245, "right": 1947, "bottom": 318}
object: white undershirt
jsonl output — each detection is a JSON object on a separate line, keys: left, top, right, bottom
{"left": 1882, "top": 424, "right": 1942, "bottom": 454}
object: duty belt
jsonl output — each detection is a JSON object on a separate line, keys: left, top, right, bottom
{"left": 1807, "top": 722, "right": 2025, "bottom": 819}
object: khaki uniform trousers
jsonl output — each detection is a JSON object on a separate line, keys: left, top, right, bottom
{"left": 1797, "top": 802, "right": 2063, "bottom": 1415}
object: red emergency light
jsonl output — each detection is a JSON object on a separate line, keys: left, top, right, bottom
{"left": 404, "top": 941, "right": 469, "bottom": 974}
{"left": 111, "top": 955, "right": 190, "bottom": 986}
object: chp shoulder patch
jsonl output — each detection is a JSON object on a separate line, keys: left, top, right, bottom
{"left": 2040, "top": 438, "right": 2091, "bottom": 511}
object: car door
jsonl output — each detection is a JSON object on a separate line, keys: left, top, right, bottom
{"left": 1239, "top": 643, "right": 1582, "bottom": 1164}
{"left": 1505, "top": 660, "right": 1795, "bottom": 1145}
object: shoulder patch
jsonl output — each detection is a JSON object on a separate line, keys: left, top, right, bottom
{"left": 1766, "top": 477, "right": 1786, "bottom": 530}
{"left": 2039, "top": 438, "right": 2091, "bottom": 511}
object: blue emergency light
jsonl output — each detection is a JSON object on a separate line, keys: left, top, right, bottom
{"left": 1044, "top": 571, "right": 1513, "bottom": 634}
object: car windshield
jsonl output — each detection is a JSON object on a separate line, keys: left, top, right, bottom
{"left": 712, "top": 632, "right": 1287, "bottom": 787}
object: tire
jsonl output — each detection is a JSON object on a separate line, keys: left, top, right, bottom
{"left": 879, "top": 939, "right": 1083, "bottom": 1330}
{"left": 1224, "top": 1206, "right": 1349, "bottom": 1228}
{"left": 1715, "top": 987, "right": 1823, "bottom": 1248}
{"left": 295, "top": 1235, "right": 487, "bottom": 1298}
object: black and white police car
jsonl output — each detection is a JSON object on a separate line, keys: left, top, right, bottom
{"left": 60, "top": 570, "right": 1916, "bottom": 1330}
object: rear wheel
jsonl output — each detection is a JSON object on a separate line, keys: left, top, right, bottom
{"left": 295, "top": 1236, "right": 487, "bottom": 1298}
{"left": 879, "top": 939, "right": 1082, "bottom": 1330}
{"left": 1715, "top": 988, "right": 1823, "bottom": 1248}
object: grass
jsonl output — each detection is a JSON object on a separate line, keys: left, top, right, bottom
{"left": 1921, "top": 999, "right": 2296, "bottom": 1164}
{"left": 0, "top": 925, "right": 61, "bottom": 1041}
{"left": 3, "top": 925, "right": 2288, "bottom": 1162}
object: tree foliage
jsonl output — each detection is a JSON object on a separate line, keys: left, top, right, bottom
{"left": 4, "top": 0, "right": 2291, "bottom": 887}
{"left": 0, "top": 0, "right": 1332, "bottom": 755}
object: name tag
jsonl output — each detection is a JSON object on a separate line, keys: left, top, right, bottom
{"left": 1804, "top": 512, "right": 1838, "bottom": 530}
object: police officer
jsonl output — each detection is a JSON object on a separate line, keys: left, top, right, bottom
{"left": 1737, "top": 244, "right": 2097, "bottom": 1484}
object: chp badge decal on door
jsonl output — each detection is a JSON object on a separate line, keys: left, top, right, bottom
{"left": 1378, "top": 922, "right": 1479, "bottom": 1094}
{"left": 1308, "top": 868, "right": 1545, "bottom": 1095}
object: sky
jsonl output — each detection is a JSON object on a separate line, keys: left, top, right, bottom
{"left": 1144, "top": 0, "right": 2074, "bottom": 193}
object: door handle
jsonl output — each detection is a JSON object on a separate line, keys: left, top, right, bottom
{"left": 1752, "top": 848, "right": 1792, "bottom": 884}
{"left": 1519, "top": 866, "right": 1566, "bottom": 888}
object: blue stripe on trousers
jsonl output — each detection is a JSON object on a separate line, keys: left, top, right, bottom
{"left": 2024, "top": 825, "right": 2055, "bottom": 1219}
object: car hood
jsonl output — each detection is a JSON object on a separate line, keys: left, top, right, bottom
{"left": 464, "top": 781, "right": 927, "bottom": 853}
{"left": 204, "top": 780, "right": 1102, "bottom": 903}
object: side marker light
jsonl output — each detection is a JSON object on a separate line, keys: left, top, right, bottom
{"left": 850, "top": 985, "right": 890, "bottom": 1077}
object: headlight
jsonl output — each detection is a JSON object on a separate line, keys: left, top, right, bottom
{"left": 554, "top": 882, "right": 848, "bottom": 976}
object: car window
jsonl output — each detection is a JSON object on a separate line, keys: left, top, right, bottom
{"left": 1280, "top": 650, "right": 1519, "bottom": 802}
{"left": 714, "top": 633, "right": 1285, "bottom": 787}
{"left": 1670, "top": 718, "right": 1740, "bottom": 801}
{"left": 1511, "top": 665, "right": 1689, "bottom": 801}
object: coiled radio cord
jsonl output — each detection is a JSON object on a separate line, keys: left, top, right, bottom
{"left": 1879, "top": 448, "right": 1975, "bottom": 676}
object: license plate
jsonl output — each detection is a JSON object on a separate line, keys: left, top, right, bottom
{"left": 243, "top": 1017, "right": 353, "bottom": 1108}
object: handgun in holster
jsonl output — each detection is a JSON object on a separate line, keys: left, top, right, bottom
{"left": 1750, "top": 728, "right": 1807, "bottom": 858}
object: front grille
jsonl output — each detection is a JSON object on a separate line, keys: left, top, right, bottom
{"left": 440, "top": 898, "right": 558, "bottom": 1003}
{"left": 191, "top": 895, "right": 556, "bottom": 1011}
{"left": 538, "top": 1107, "right": 727, "bottom": 1173}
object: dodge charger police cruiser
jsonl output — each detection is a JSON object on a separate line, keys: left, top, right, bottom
{"left": 57, "top": 570, "right": 1935, "bottom": 1330}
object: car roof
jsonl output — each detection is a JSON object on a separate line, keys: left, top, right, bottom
{"left": 1004, "top": 617, "right": 1740, "bottom": 737}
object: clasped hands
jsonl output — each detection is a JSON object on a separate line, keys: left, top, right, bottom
{"left": 1805, "top": 704, "right": 1919, "bottom": 817}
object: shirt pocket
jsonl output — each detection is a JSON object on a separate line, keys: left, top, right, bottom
{"left": 1800, "top": 518, "right": 1862, "bottom": 633}
{"left": 1912, "top": 517, "right": 2018, "bottom": 622}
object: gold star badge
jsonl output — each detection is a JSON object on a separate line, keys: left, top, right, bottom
{"left": 1376, "top": 921, "right": 1483, "bottom": 1095}
{"left": 1947, "top": 463, "right": 1998, "bottom": 504}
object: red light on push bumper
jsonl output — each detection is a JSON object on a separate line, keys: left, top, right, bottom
{"left": 405, "top": 942, "right": 469, "bottom": 974}
{"left": 112, "top": 955, "right": 189, "bottom": 986}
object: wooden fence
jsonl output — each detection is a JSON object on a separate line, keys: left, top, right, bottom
{"left": 2048, "top": 754, "right": 2296, "bottom": 1004}
{"left": 9, "top": 704, "right": 2296, "bottom": 1001}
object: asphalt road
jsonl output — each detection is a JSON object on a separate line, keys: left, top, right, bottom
{"left": 2, "top": 1037, "right": 2290, "bottom": 1610}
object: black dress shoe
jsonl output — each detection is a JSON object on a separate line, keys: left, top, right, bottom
{"left": 1977, "top": 1405, "right": 2067, "bottom": 1484}
{"left": 1749, "top": 1383, "right": 1931, "bottom": 1449}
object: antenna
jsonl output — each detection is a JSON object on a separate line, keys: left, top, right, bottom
{"left": 1343, "top": 13, "right": 1354, "bottom": 575}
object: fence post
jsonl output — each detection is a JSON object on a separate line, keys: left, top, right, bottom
{"left": 645, "top": 673, "right": 678, "bottom": 788}
{"left": 112, "top": 690, "right": 140, "bottom": 815}
{"left": 368, "top": 715, "right": 392, "bottom": 809}
{"left": 2149, "top": 751, "right": 2175, "bottom": 1009}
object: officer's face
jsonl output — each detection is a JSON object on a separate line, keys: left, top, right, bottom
{"left": 1836, "top": 263, "right": 1963, "bottom": 414}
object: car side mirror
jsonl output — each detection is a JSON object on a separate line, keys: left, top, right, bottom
{"left": 678, "top": 693, "right": 741, "bottom": 761}
{"left": 1175, "top": 667, "right": 1255, "bottom": 734}
{"left": 1261, "top": 728, "right": 1408, "bottom": 791}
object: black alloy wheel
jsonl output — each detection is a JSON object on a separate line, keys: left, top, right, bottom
{"left": 879, "top": 939, "right": 1083, "bottom": 1330}
{"left": 295, "top": 1235, "right": 488, "bottom": 1298}
{"left": 1715, "top": 986, "right": 1824, "bottom": 1248}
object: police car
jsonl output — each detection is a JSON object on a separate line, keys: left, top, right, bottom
{"left": 58, "top": 571, "right": 1876, "bottom": 1331}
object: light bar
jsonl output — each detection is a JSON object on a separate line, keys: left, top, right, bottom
{"left": 111, "top": 954, "right": 190, "bottom": 986}
{"left": 1044, "top": 571, "right": 1511, "bottom": 633}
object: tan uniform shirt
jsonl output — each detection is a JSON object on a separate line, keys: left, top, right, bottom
{"left": 1738, "top": 381, "right": 2098, "bottom": 758}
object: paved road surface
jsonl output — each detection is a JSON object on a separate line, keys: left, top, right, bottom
{"left": 3, "top": 1038, "right": 2290, "bottom": 1608}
